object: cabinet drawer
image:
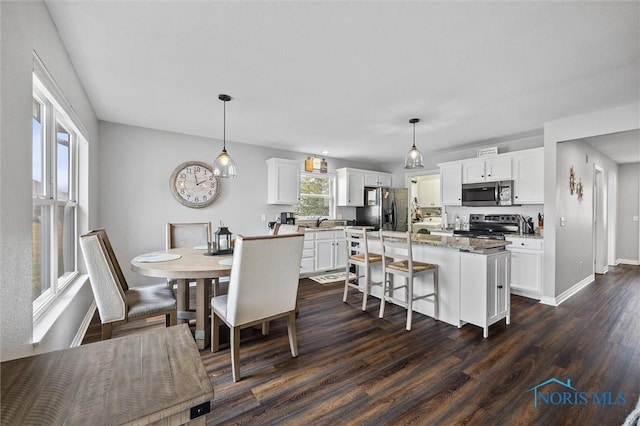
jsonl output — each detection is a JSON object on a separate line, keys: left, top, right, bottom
{"left": 304, "top": 232, "right": 315, "bottom": 241}
{"left": 302, "top": 248, "right": 315, "bottom": 258}
{"left": 506, "top": 237, "right": 543, "bottom": 251}
{"left": 315, "top": 230, "right": 338, "bottom": 240}
{"left": 303, "top": 241, "right": 315, "bottom": 250}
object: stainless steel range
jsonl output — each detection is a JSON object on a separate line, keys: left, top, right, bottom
{"left": 453, "top": 214, "right": 521, "bottom": 240}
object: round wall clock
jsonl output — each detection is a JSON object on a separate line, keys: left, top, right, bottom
{"left": 169, "top": 161, "right": 220, "bottom": 208}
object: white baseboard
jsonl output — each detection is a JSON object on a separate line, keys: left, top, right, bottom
{"left": 510, "top": 288, "right": 542, "bottom": 300}
{"left": 539, "top": 274, "right": 594, "bottom": 307}
{"left": 617, "top": 258, "right": 640, "bottom": 266}
{"left": 71, "top": 301, "right": 97, "bottom": 347}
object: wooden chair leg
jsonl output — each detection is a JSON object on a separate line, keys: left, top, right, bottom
{"left": 378, "top": 271, "right": 387, "bottom": 318}
{"left": 231, "top": 326, "right": 241, "bottom": 382}
{"left": 406, "top": 275, "right": 413, "bottom": 331}
{"left": 167, "top": 310, "right": 177, "bottom": 327}
{"left": 261, "top": 321, "right": 270, "bottom": 335}
{"left": 211, "top": 313, "right": 220, "bottom": 352}
{"left": 287, "top": 311, "right": 299, "bottom": 357}
{"left": 433, "top": 268, "right": 439, "bottom": 320}
{"left": 101, "top": 323, "right": 113, "bottom": 340}
{"left": 361, "top": 264, "right": 369, "bottom": 311}
{"left": 343, "top": 264, "right": 351, "bottom": 303}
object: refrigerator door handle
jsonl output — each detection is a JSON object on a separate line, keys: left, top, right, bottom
{"left": 392, "top": 199, "right": 397, "bottom": 231}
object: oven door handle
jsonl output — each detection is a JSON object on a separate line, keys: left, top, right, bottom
{"left": 494, "top": 183, "right": 500, "bottom": 205}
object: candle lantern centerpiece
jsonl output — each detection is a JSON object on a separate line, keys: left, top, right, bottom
{"left": 214, "top": 221, "right": 233, "bottom": 255}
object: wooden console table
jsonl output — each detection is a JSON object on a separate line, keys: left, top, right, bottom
{"left": 0, "top": 325, "right": 214, "bottom": 425}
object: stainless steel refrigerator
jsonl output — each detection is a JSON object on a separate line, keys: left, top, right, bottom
{"left": 356, "top": 187, "right": 409, "bottom": 231}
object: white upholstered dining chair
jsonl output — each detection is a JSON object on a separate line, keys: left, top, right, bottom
{"left": 272, "top": 223, "right": 304, "bottom": 235}
{"left": 80, "top": 229, "right": 177, "bottom": 340}
{"left": 210, "top": 233, "right": 304, "bottom": 382}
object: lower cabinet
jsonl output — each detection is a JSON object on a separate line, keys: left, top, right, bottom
{"left": 506, "top": 237, "right": 543, "bottom": 299}
{"left": 300, "top": 230, "right": 346, "bottom": 275}
{"left": 315, "top": 231, "right": 346, "bottom": 272}
{"left": 460, "top": 250, "right": 511, "bottom": 338}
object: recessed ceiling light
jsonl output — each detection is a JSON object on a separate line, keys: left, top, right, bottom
{"left": 321, "top": 150, "right": 329, "bottom": 155}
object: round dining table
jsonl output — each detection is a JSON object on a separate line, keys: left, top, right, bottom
{"left": 131, "top": 247, "right": 233, "bottom": 350}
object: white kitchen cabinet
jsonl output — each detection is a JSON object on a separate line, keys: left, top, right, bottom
{"left": 418, "top": 177, "right": 441, "bottom": 207}
{"left": 512, "top": 148, "right": 544, "bottom": 204}
{"left": 364, "top": 172, "right": 392, "bottom": 187}
{"left": 314, "top": 230, "right": 346, "bottom": 271}
{"left": 459, "top": 250, "right": 510, "bottom": 338}
{"left": 439, "top": 163, "right": 462, "bottom": 205}
{"left": 336, "top": 168, "right": 365, "bottom": 206}
{"left": 506, "top": 236, "right": 543, "bottom": 299}
{"left": 266, "top": 158, "right": 300, "bottom": 205}
{"left": 462, "top": 157, "right": 512, "bottom": 183}
{"left": 300, "top": 232, "right": 316, "bottom": 274}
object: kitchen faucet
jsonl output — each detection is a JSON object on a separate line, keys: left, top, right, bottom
{"left": 316, "top": 217, "right": 328, "bottom": 227}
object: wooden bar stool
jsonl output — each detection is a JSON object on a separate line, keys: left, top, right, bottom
{"left": 379, "top": 230, "right": 438, "bottom": 331}
{"left": 343, "top": 228, "right": 383, "bottom": 311}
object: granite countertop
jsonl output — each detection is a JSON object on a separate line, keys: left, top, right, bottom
{"left": 303, "top": 225, "right": 374, "bottom": 232}
{"left": 411, "top": 234, "right": 512, "bottom": 251}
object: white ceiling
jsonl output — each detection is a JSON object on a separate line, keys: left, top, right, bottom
{"left": 44, "top": 1, "right": 640, "bottom": 165}
{"left": 585, "top": 129, "right": 640, "bottom": 164}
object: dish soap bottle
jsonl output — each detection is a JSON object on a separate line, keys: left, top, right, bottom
{"left": 454, "top": 215, "right": 461, "bottom": 230}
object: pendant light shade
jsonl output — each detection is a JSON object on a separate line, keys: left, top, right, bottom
{"left": 404, "top": 118, "right": 424, "bottom": 169}
{"left": 213, "top": 94, "right": 237, "bottom": 178}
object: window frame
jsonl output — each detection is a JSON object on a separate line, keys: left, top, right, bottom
{"left": 296, "top": 172, "right": 336, "bottom": 219}
{"left": 32, "top": 74, "right": 82, "bottom": 318}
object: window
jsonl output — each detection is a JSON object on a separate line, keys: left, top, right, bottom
{"left": 32, "top": 74, "right": 82, "bottom": 314}
{"left": 296, "top": 173, "right": 335, "bottom": 218}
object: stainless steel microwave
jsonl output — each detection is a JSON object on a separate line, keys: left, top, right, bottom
{"left": 462, "top": 180, "right": 514, "bottom": 206}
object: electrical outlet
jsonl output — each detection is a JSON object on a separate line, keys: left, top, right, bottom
{"left": 261, "top": 213, "right": 266, "bottom": 221}
{"left": 579, "top": 260, "right": 583, "bottom": 270}
{"left": 633, "top": 216, "right": 639, "bottom": 222}
{"left": 560, "top": 216, "right": 566, "bottom": 226}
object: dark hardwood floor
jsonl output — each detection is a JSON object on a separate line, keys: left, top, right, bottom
{"left": 83, "top": 265, "right": 640, "bottom": 425}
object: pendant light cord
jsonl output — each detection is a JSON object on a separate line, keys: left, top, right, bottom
{"left": 412, "top": 121, "right": 416, "bottom": 148}
{"left": 222, "top": 99, "right": 227, "bottom": 152}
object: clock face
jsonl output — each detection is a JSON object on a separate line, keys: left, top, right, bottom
{"left": 170, "top": 161, "right": 220, "bottom": 208}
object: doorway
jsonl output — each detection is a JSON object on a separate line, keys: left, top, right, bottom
{"left": 405, "top": 170, "right": 442, "bottom": 233}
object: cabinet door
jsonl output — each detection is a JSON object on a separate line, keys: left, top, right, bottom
{"left": 462, "top": 160, "right": 486, "bottom": 183}
{"left": 333, "top": 239, "right": 347, "bottom": 270}
{"left": 346, "top": 171, "right": 365, "bottom": 206}
{"left": 508, "top": 249, "right": 542, "bottom": 294}
{"left": 440, "top": 164, "right": 462, "bottom": 205}
{"left": 513, "top": 149, "right": 544, "bottom": 204}
{"left": 315, "top": 240, "right": 334, "bottom": 271}
{"left": 377, "top": 174, "right": 392, "bottom": 187}
{"left": 267, "top": 159, "right": 300, "bottom": 204}
{"left": 364, "top": 173, "right": 380, "bottom": 186}
{"left": 485, "top": 157, "right": 512, "bottom": 181}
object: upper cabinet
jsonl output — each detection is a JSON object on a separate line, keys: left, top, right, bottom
{"left": 337, "top": 167, "right": 391, "bottom": 206}
{"left": 336, "top": 168, "right": 365, "bottom": 206}
{"left": 439, "top": 163, "right": 462, "bottom": 205}
{"left": 439, "top": 147, "right": 544, "bottom": 205}
{"left": 364, "top": 172, "right": 392, "bottom": 187}
{"left": 266, "top": 158, "right": 300, "bottom": 205}
{"left": 462, "top": 157, "right": 512, "bottom": 183}
{"left": 512, "top": 148, "right": 544, "bottom": 204}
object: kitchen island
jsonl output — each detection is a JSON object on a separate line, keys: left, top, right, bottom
{"left": 363, "top": 233, "right": 511, "bottom": 337}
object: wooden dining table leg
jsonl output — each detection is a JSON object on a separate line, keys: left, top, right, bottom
{"left": 176, "top": 278, "right": 189, "bottom": 324}
{"left": 195, "top": 277, "right": 211, "bottom": 350}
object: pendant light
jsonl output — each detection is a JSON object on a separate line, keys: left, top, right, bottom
{"left": 404, "top": 118, "right": 424, "bottom": 169}
{"left": 213, "top": 94, "right": 237, "bottom": 178}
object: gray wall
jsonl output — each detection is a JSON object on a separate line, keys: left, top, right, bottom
{"left": 555, "top": 140, "right": 617, "bottom": 294}
{"left": 0, "top": 1, "right": 99, "bottom": 361}
{"left": 544, "top": 103, "right": 640, "bottom": 303}
{"left": 616, "top": 162, "right": 640, "bottom": 263}
{"left": 98, "top": 121, "right": 378, "bottom": 286}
